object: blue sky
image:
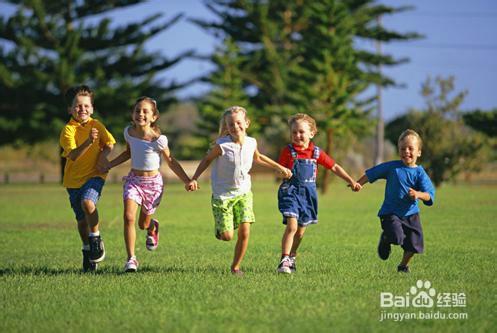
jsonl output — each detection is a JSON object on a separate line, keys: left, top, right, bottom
{"left": 2, "top": 0, "right": 496, "bottom": 120}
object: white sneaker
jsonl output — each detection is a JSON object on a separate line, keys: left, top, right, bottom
{"left": 277, "top": 256, "right": 292, "bottom": 274}
{"left": 289, "top": 256, "right": 297, "bottom": 273}
{"left": 124, "top": 257, "right": 139, "bottom": 272}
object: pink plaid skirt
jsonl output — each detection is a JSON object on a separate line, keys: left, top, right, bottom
{"left": 123, "top": 172, "right": 164, "bottom": 215}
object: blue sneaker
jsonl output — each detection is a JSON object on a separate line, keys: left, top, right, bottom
{"left": 89, "top": 235, "right": 105, "bottom": 263}
{"left": 377, "top": 232, "right": 391, "bottom": 260}
{"left": 82, "top": 249, "right": 98, "bottom": 272}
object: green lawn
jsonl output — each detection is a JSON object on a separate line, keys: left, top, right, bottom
{"left": 0, "top": 181, "right": 495, "bottom": 332}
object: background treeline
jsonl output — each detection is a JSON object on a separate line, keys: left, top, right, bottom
{"left": 1, "top": 0, "right": 496, "bottom": 187}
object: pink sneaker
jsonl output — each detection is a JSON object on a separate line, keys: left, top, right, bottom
{"left": 146, "top": 219, "right": 159, "bottom": 251}
{"left": 124, "top": 257, "right": 139, "bottom": 272}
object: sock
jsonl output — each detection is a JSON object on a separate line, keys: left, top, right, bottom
{"left": 82, "top": 244, "right": 90, "bottom": 251}
{"left": 281, "top": 254, "right": 289, "bottom": 259}
{"left": 89, "top": 231, "right": 100, "bottom": 237}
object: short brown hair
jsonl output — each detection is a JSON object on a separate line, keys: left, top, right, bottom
{"left": 65, "top": 85, "right": 94, "bottom": 107}
{"left": 288, "top": 113, "right": 317, "bottom": 134}
{"left": 398, "top": 129, "right": 423, "bottom": 150}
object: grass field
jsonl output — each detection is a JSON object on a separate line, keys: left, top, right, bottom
{"left": 0, "top": 180, "right": 495, "bottom": 332}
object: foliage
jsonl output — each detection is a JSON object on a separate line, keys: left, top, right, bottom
{"left": 462, "top": 109, "right": 497, "bottom": 138}
{"left": 386, "top": 76, "right": 489, "bottom": 187}
{"left": 0, "top": 0, "right": 190, "bottom": 146}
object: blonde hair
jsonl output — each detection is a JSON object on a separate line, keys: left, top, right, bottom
{"left": 398, "top": 129, "right": 423, "bottom": 150}
{"left": 218, "top": 106, "right": 248, "bottom": 137}
{"left": 288, "top": 113, "right": 318, "bottom": 134}
{"left": 132, "top": 96, "right": 161, "bottom": 133}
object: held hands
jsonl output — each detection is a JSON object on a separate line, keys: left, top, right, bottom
{"left": 279, "top": 167, "right": 292, "bottom": 179}
{"left": 185, "top": 179, "right": 199, "bottom": 192}
{"left": 348, "top": 181, "right": 362, "bottom": 192}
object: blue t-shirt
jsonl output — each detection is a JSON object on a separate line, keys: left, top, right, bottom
{"left": 366, "top": 160, "right": 435, "bottom": 218}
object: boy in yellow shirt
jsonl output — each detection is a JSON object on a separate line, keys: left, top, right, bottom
{"left": 60, "top": 85, "right": 116, "bottom": 272}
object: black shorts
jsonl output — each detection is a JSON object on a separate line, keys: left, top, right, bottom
{"left": 379, "top": 213, "right": 424, "bottom": 253}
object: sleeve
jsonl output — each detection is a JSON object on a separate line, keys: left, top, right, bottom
{"left": 157, "top": 135, "right": 169, "bottom": 151}
{"left": 418, "top": 168, "right": 435, "bottom": 206}
{"left": 278, "top": 146, "right": 292, "bottom": 168}
{"left": 317, "top": 150, "right": 336, "bottom": 169}
{"left": 95, "top": 120, "right": 116, "bottom": 147}
{"left": 59, "top": 125, "right": 76, "bottom": 157}
{"left": 365, "top": 161, "right": 393, "bottom": 183}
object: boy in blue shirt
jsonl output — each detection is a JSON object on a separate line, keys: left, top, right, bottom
{"left": 357, "top": 129, "right": 435, "bottom": 273}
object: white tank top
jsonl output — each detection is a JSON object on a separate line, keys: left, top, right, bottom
{"left": 211, "top": 135, "right": 257, "bottom": 199}
{"left": 124, "top": 126, "right": 168, "bottom": 171}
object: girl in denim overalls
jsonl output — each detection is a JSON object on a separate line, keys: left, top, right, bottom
{"left": 276, "top": 114, "right": 362, "bottom": 274}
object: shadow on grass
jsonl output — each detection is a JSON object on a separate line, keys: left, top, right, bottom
{"left": 0, "top": 264, "right": 229, "bottom": 276}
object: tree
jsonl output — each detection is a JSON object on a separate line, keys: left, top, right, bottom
{"left": 463, "top": 109, "right": 497, "bottom": 138}
{"left": 193, "top": 0, "right": 419, "bottom": 191}
{"left": 0, "top": 0, "right": 191, "bottom": 147}
{"left": 386, "top": 76, "right": 488, "bottom": 187}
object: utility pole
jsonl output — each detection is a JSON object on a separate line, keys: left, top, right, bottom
{"left": 374, "top": 15, "right": 384, "bottom": 166}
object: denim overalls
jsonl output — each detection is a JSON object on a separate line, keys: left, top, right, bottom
{"left": 278, "top": 144, "right": 320, "bottom": 226}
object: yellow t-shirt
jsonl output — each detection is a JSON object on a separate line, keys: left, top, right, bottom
{"left": 60, "top": 117, "right": 116, "bottom": 188}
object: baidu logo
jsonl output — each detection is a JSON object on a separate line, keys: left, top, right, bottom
{"left": 381, "top": 280, "right": 437, "bottom": 308}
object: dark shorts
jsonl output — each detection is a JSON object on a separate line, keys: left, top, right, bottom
{"left": 380, "top": 213, "right": 424, "bottom": 253}
{"left": 67, "top": 177, "right": 105, "bottom": 221}
{"left": 278, "top": 182, "right": 318, "bottom": 226}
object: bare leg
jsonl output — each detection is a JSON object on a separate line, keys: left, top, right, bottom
{"left": 231, "top": 223, "right": 251, "bottom": 271}
{"left": 124, "top": 199, "right": 139, "bottom": 259}
{"left": 290, "top": 225, "right": 306, "bottom": 256}
{"left": 137, "top": 210, "right": 154, "bottom": 232}
{"left": 400, "top": 251, "right": 415, "bottom": 267}
{"left": 77, "top": 219, "right": 89, "bottom": 244}
{"left": 281, "top": 217, "right": 298, "bottom": 256}
{"left": 81, "top": 199, "right": 99, "bottom": 233}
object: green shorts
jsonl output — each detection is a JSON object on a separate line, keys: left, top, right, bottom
{"left": 211, "top": 191, "right": 255, "bottom": 237}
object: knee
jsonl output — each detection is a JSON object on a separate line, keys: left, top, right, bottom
{"left": 219, "top": 231, "right": 234, "bottom": 241}
{"left": 285, "top": 223, "right": 298, "bottom": 235}
{"left": 123, "top": 212, "right": 135, "bottom": 226}
{"left": 81, "top": 200, "right": 95, "bottom": 214}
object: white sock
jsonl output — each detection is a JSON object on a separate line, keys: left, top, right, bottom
{"left": 89, "top": 231, "right": 100, "bottom": 237}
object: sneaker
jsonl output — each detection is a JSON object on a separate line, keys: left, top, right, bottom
{"left": 82, "top": 249, "right": 98, "bottom": 272}
{"left": 377, "top": 232, "right": 391, "bottom": 260}
{"left": 277, "top": 256, "right": 292, "bottom": 274}
{"left": 89, "top": 235, "right": 105, "bottom": 263}
{"left": 124, "top": 257, "right": 139, "bottom": 272}
{"left": 289, "top": 256, "right": 297, "bottom": 273}
{"left": 397, "top": 265, "right": 410, "bottom": 273}
{"left": 146, "top": 219, "right": 160, "bottom": 251}
{"left": 230, "top": 268, "right": 244, "bottom": 276}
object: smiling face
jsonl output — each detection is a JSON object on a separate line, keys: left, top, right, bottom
{"left": 398, "top": 135, "right": 422, "bottom": 167}
{"left": 70, "top": 95, "right": 94, "bottom": 124}
{"left": 132, "top": 100, "right": 158, "bottom": 128}
{"left": 290, "top": 120, "right": 315, "bottom": 148}
{"left": 225, "top": 111, "right": 249, "bottom": 141}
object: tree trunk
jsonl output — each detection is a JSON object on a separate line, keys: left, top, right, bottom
{"left": 320, "top": 127, "right": 333, "bottom": 194}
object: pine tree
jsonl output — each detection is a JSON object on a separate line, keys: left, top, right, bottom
{"left": 0, "top": 0, "right": 191, "bottom": 146}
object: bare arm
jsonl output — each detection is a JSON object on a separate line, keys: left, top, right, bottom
{"left": 67, "top": 127, "right": 98, "bottom": 161}
{"left": 253, "top": 149, "right": 292, "bottom": 179}
{"left": 96, "top": 143, "right": 114, "bottom": 173}
{"left": 162, "top": 147, "right": 191, "bottom": 185}
{"left": 331, "top": 163, "right": 362, "bottom": 191}
{"left": 191, "top": 145, "right": 222, "bottom": 181}
{"left": 357, "top": 174, "right": 369, "bottom": 186}
{"left": 408, "top": 188, "right": 431, "bottom": 202}
{"left": 108, "top": 144, "right": 131, "bottom": 169}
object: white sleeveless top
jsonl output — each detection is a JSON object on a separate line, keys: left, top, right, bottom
{"left": 211, "top": 135, "right": 257, "bottom": 200}
{"left": 124, "top": 126, "right": 168, "bottom": 171}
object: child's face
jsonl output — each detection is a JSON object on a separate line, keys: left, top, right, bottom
{"left": 71, "top": 95, "right": 93, "bottom": 123}
{"left": 132, "top": 101, "right": 158, "bottom": 127}
{"left": 291, "top": 120, "right": 315, "bottom": 147}
{"left": 225, "top": 111, "right": 249, "bottom": 140}
{"left": 398, "top": 135, "right": 421, "bottom": 167}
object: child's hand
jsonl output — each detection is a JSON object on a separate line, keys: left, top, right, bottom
{"left": 89, "top": 127, "right": 99, "bottom": 143}
{"left": 279, "top": 167, "right": 292, "bottom": 179}
{"left": 349, "top": 182, "right": 362, "bottom": 192}
{"left": 408, "top": 188, "right": 419, "bottom": 200}
{"left": 185, "top": 180, "right": 198, "bottom": 192}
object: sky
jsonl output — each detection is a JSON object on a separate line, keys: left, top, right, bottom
{"left": 2, "top": 0, "right": 497, "bottom": 120}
